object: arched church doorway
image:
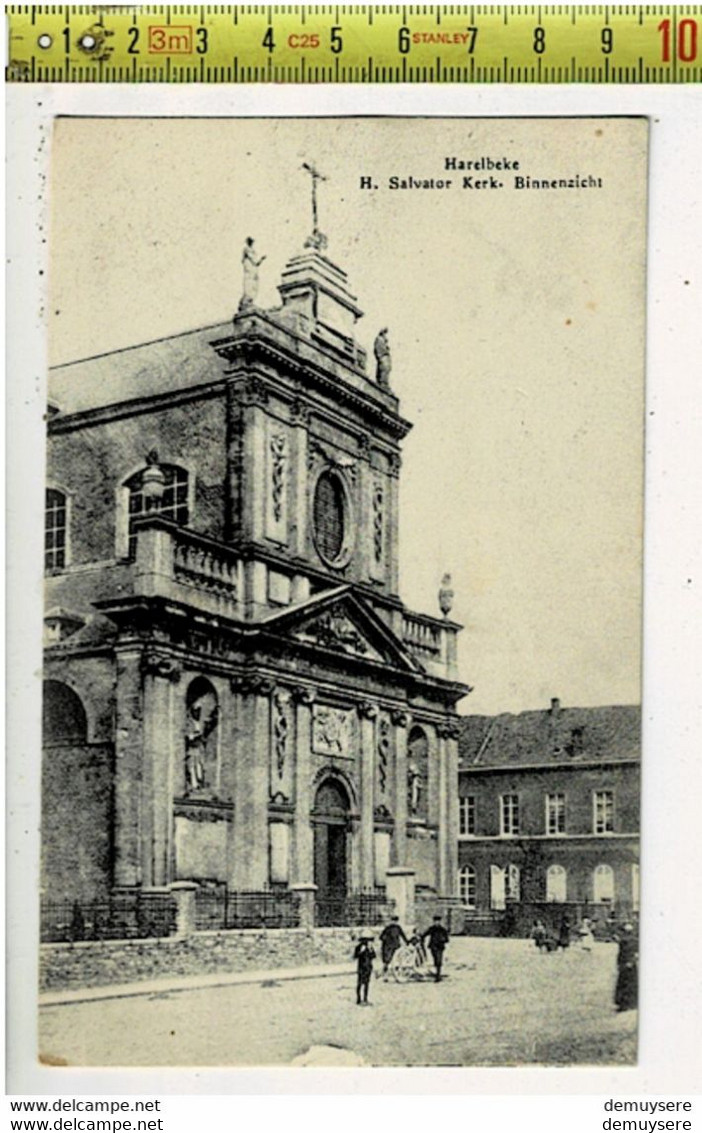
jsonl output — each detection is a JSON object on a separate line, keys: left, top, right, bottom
{"left": 313, "top": 778, "right": 351, "bottom": 923}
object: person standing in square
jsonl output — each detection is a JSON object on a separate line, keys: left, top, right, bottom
{"left": 354, "top": 933, "right": 376, "bottom": 1005}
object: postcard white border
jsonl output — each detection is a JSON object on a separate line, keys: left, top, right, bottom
{"left": 6, "top": 76, "right": 702, "bottom": 1101}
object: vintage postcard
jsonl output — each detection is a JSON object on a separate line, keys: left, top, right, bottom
{"left": 38, "top": 116, "right": 646, "bottom": 1068}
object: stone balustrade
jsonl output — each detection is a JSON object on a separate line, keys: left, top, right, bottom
{"left": 401, "top": 610, "right": 460, "bottom": 680}
{"left": 133, "top": 518, "right": 243, "bottom": 621}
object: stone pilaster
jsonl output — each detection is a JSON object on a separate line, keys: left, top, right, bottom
{"left": 231, "top": 675, "right": 272, "bottom": 889}
{"left": 358, "top": 701, "right": 377, "bottom": 889}
{"left": 289, "top": 397, "right": 310, "bottom": 559}
{"left": 291, "top": 685, "right": 315, "bottom": 884}
{"left": 113, "top": 647, "right": 145, "bottom": 889}
{"left": 437, "top": 721, "right": 461, "bottom": 897}
{"left": 141, "top": 650, "right": 180, "bottom": 888}
{"left": 391, "top": 710, "right": 410, "bottom": 866}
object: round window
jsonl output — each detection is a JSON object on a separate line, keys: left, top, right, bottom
{"left": 313, "top": 470, "right": 347, "bottom": 565}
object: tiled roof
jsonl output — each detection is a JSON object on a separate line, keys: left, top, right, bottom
{"left": 49, "top": 322, "right": 231, "bottom": 416}
{"left": 459, "top": 703, "right": 640, "bottom": 768}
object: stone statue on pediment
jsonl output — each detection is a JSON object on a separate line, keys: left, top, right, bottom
{"left": 239, "top": 237, "right": 266, "bottom": 312}
{"left": 374, "top": 328, "right": 391, "bottom": 388}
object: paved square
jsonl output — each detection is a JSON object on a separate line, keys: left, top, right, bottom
{"left": 39, "top": 938, "right": 637, "bottom": 1067}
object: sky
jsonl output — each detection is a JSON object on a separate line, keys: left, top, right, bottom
{"left": 49, "top": 116, "right": 647, "bottom": 714}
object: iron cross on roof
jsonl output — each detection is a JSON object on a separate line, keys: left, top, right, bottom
{"left": 302, "top": 161, "right": 328, "bottom": 251}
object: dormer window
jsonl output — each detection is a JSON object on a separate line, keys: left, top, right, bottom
{"left": 124, "top": 460, "right": 189, "bottom": 558}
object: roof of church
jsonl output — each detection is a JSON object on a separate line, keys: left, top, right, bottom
{"left": 459, "top": 702, "right": 640, "bottom": 769}
{"left": 49, "top": 322, "right": 231, "bottom": 416}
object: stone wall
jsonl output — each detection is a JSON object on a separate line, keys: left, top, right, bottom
{"left": 40, "top": 925, "right": 376, "bottom": 992}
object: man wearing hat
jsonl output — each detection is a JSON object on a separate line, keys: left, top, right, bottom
{"left": 422, "top": 914, "right": 450, "bottom": 982}
{"left": 353, "top": 933, "right": 376, "bottom": 1005}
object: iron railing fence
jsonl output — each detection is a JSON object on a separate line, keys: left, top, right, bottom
{"left": 194, "top": 887, "right": 301, "bottom": 931}
{"left": 315, "top": 889, "right": 394, "bottom": 928}
{"left": 40, "top": 894, "right": 176, "bottom": 943}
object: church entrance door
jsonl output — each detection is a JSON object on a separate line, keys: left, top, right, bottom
{"left": 313, "top": 779, "right": 350, "bottom": 926}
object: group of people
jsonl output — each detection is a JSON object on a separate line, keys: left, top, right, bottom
{"left": 529, "top": 913, "right": 638, "bottom": 1011}
{"left": 353, "top": 914, "right": 449, "bottom": 1005}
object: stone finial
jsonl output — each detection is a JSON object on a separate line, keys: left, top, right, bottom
{"left": 438, "top": 572, "right": 454, "bottom": 618}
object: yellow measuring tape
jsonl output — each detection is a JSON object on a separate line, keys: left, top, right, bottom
{"left": 6, "top": 5, "right": 702, "bottom": 83}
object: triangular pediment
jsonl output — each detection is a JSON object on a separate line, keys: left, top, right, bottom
{"left": 259, "top": 587, "right": 422, "bottom": 673}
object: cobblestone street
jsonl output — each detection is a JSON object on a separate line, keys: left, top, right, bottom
{"left": 39, "top": 938, "right": 637, "bottom": 1068}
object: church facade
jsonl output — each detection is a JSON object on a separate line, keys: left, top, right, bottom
{"left": 42, "top": 214, "right": 469, "bottom": 926}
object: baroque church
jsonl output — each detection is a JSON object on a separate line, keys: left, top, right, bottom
{"left": 42, "top": 178, "right": 469, "bottom": 926}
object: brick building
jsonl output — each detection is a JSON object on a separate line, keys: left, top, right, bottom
{"left": 457, "top": 700, "right": 640, "bottom": 929}
{"left": 42, "top": 212, "right": 469, "bottom": 926}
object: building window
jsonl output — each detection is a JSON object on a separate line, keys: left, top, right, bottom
{"left": 125, "top": 463, "right": 189, "bottom": 558}
{"left": 459, "top": 795, "right": 476, "bottom": 837}
{"left": 490, "top": 864, "right": 506, "bottom": 910}
{"left": 593, "top": 863, "right": 615, "bottom": 903}
{"left": 45, "top": 488, "right": 68, "bottom": 570}
{"left": 500, "top": 793, "right": 519, "bottom": 836}
{"left": 546, "top": 864, "right": 567, "bottom": 903}
{"left": 545, "top": 792, "right": 566, "bottom": 835}
{"left": 593, "top": 790, "right": 615, "bottom": 834}
{"left": 458, "top": 865, "right": 476, "bottom": 908}
{"left": 313, "top": 469, "right": 348, "bottom": 565}
{"left": 632, "top": 863, "right": 640, "bottom": 912}
{"left": 506, "top": 862, "right": 521, "bottom": 902}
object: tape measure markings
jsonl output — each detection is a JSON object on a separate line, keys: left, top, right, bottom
{"left": 6, "top": 5, "right": 702, "bottom": 83}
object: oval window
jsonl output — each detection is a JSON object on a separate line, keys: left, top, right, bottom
{"left": 313, "top": 471, "right": 346, "bottom": 564}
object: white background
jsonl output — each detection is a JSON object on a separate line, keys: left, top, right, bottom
{"left": 5, "top": 44, "right": 702, "bottom": 1121}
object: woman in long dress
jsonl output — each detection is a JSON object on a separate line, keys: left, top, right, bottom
{"left": 614, "top": 923, "right": 638, "bottom": 1011}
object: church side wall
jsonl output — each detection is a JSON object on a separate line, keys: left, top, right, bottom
{"left": 48, "top": 395, "right": 228, "bottom": 566}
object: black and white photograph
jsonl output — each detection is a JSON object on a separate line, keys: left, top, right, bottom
{"left": 36, "top": 115, "right": 646, "bottom": 1069}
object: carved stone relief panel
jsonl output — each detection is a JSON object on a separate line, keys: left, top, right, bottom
{"left": 270, "top": 688, "right": 294, "bottom": 802}
{"left": 311, "top": 703, "right": 355, "bottom": 759}
{"left": 266, "top": 421, "right": 289, "bottom": 544}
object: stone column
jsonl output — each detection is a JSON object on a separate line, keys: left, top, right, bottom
{"left": 113, "top": 647, "right": 145, "bottom": 889}
{"left": 358, "top": 701, "right": 377, "bottom": 890}
{"left": 391, "top": 710, "right": 410, "bottom": 866}
{"left": 141, "top": 651, "right": 180, "bottom": 888}
{"left": 231, "top": 676, "right": 272, "bottom": 890}
{"left": 291, "top": 686, "right": 316, "bottom": 884}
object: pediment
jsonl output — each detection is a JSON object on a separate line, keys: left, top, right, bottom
{"left": 260, "top": 587, "right": 421, "bottom": 673}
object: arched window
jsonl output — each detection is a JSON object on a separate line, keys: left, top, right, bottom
{"left": 407, "top": 726, "right": 429, "bottom": 821}
{"left": 546, "top": 863, "right": 567, "bottom": 903}
{"left": 45, "top": 489, "right": 68, "bottom": 571}
{"left": 458, "top": 865, "right": 476, "bottom": 909}
{"left": 124, "top": 461, "right": 189, "bottom": 558}
{"left": 593, "top": 863, "right": 615, "bottom": 903}
{"left": 184, "top": 677, "right": 219, "bottom": 794}
{"left": 43, "top": 680, "right": 87, "bottom": 745}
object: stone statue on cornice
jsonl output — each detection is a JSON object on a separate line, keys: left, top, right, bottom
{"left": 374, "top": 328, "right": 391, "bottom": 388}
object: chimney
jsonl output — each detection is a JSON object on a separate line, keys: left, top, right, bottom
{"left": 550, "top": 697, "right": 561, "bottom": 716}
